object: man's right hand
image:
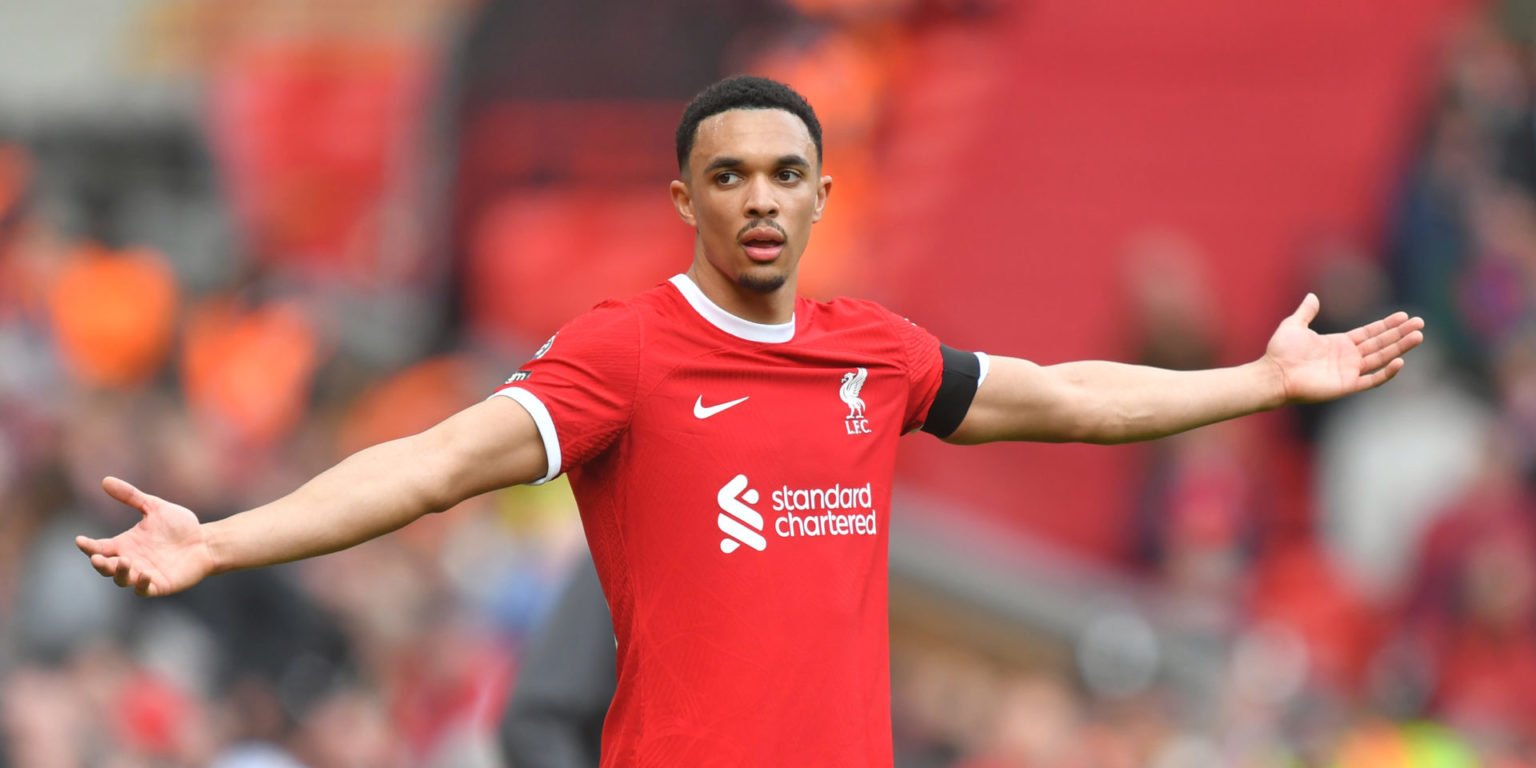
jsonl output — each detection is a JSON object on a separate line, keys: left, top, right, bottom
{"left": 76, "top": 477, "right": 215, "bottom": 597}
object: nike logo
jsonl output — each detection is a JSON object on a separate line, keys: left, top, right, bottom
{"left": 694, "top": 395, "right": 749, "bottom": 419}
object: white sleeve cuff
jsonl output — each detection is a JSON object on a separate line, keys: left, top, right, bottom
{"left": 975, "top": 351, "right": 990, "bottom": 386}
{"left": 490, "top": 387, "right": 562, "bottom": 485}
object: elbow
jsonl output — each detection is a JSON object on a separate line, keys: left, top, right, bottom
{"left": 424, "top": 459, "right": 477, "bottom": 515}
{"left": 408, "top": 429, "right": 468, "bottom": 514}
{"left": 417, "top": 481, "right": 457, "bottom": 515}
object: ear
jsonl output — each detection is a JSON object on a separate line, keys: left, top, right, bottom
{"left": 670, "top": 179, "right": 696, "bottom": 227}
{"left": 812, "top": 174, "right": 833, "bottom": 223}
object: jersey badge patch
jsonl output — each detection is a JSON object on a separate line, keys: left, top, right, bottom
{"left": 840, "top": 368, "right": 871, "bottom": 435}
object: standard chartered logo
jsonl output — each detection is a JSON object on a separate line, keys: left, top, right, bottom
{"left": 715, "top": 474, "right": 879, "bottom": 555}
{"left": 717, "top": 474, "right": 766, "bottom": 553}
{"left": 771, "top": 483, "right": 879, "bottom": 538}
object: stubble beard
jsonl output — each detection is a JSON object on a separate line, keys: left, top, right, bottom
{"left": 737, "top": 270, "right": 788, "bottom": 294}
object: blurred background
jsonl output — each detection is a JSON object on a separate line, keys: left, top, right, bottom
{"left": 1, "top": 0, "right": 1533, "bottom": 765}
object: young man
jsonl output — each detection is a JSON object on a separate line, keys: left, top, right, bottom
{"left": 78, "top": 77, "right": 1424, "bottom": 766}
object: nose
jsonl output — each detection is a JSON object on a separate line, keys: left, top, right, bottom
{"left": 744, "top": 175, "right": 779, "bottom": 219}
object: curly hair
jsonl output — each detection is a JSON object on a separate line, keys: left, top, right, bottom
{"left": 675, "top": 76, "right": 823, "bottom": 171}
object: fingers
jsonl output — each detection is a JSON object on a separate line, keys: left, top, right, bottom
{"left": 114, "top": 559, "right": 133, "bottom": 588}
{"left": 1347, "top": 311, "right": 1416, "bottom": 345}
{"left": 1359, "top": 328, "right": 1425, "bottom": 372}
{"left": 1356, "top": 316, "right": 1423, "bottom": 355}
{"left": 131, "top": 568, "right": 154, "bottom": 597}
{"left": 88, "top": 553, "right": 114, "bottom": 578}
{"left": 89, "top": 553, "right": 129, "bottom": 585}
{"left": 1292, "top": 293, "right": 1321, "bottom": 327}
{"left": 1352, "top": 314, "right": 1425, "bottom": 376}
{"left": 88, "top": 553, "right": 157, "bottom": 596}
{"left": 102, "top": 476, "right": 156, "bottom": 517}
{"left": 1360, "top": 357, "right": 1406, "bottom": 390}
{"left": 75, "top": 534, "right": 117, "bottom": 558}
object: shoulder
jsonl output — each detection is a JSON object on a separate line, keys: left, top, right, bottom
{"left": 803, "top": 295, "right": 932, "bottom": 344}
{"left": 582, "top": 279, "right": 698, "bottom": 333}
{"left": 804, "top": 295, "right": 911, "bottom": 328}
{"left": 557, "top": 281, "right": 682, "bottom": 337}
{"left": 805, "top": 296, "right": 943, "bottom": 385}
{"left": 525, "top": 291, "right": 660, "bottom": 371}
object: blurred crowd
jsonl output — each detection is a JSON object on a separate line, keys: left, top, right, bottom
{"left": 887, "top": 7, "right": 1536, "bottom": 767}
{"left": 0, "top": 108, "right": 580, "bottom": 765}
{"left": 2, "top": 0, "right": 1535, "bottom": 766}
{"left": 0, "top": 3, "right": 590, "bottom": 766}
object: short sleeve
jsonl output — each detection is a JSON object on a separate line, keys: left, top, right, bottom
{"left": 884, "top": 311, "right": 945, "bottom": 434}
{"left": 490, "top": 302, "right": 640, "bottom": 484}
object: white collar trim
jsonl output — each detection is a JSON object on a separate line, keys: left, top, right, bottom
{"left": 668, "top": 274, "right": 796, "bottom": 344}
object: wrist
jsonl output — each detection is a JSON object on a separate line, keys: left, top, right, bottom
{"left": 201, "top": 519, "right": 233, "bottom": 576}
{"left": 1250, "top": 357, "right": 1289, "bottom": 410}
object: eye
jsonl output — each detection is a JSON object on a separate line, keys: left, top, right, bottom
{"left": 714, "top": 171, "right": 741, "bottom": 186}
{"left": 776, "top": 169, "right": 803, "bottom": 183}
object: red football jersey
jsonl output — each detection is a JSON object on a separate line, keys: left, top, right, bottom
{"left": 493, "top": 274, "right": 947, "bottom": 767}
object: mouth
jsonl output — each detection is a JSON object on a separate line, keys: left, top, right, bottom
{"left": 739, "top": 226, "right": 786, "bottom": 263}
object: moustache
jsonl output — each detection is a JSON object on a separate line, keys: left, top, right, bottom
{"left": 736, "top": 220, "right": 787, "bottom": 240}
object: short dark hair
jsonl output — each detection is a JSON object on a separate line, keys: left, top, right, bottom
{"left": 675, "top": 76, "right": 823, "bottom": 171}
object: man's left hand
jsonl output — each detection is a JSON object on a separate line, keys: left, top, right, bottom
{"left": 1265, "top": 293, "right": 1426, "bottom": 405}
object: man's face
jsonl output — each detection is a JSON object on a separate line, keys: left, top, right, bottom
{"left": 671, "top": 108, "right": 830, "bottom": 295}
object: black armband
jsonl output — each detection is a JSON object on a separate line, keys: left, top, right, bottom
{"left": 921, "top": 345, "right": 982, "bottom": 438}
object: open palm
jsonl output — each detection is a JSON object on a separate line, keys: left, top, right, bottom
{"left": 75, "top": 477, "right": 214, "bottom": 597}
{"left": 1265, "top": 293, "right": 1425, "bottom": 405}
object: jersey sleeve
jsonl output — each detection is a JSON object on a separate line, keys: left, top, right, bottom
{"left": 490, "top": 302, "right": 641, "bottom": 484}
{"left": 884, "top": 310, "right": 946, "bottom": 434}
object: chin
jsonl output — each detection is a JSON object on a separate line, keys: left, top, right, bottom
{"left": 736, "top": 269, "right": 788, "bottom": 294}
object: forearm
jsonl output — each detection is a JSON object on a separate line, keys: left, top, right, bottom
{"left": 79, "top": 397, "right": 545, "bottom": 597}
{"left": 952, "top": 355, "right": 1288, "bottom": 445}
{"left": 204, "top": 432, "right": 455, "bottom": 574}
{"left": 1047, "top": 358, "right": 1287, "bottom": 443}
{"left": 949, "top": 297, "right": 1424, "bottom": 446}
{"left": 201, "top": 397, "right": 547, "bottom": 574}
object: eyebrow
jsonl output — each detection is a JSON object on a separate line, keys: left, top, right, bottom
{"left": 702, "top": 154, "right": 813, "bottom": 173}
{"left": 703, "top": 156, "right": 743, "bottom": 173}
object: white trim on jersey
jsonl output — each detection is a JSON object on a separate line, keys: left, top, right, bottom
{"left": 976, "top": 351, "right": 990, "bottom": 386}
{"left": 668, "top": 274, "right": 795, "bottom": 344}
{"left": 490, "top": 387, "right": 562, "bottom": 485}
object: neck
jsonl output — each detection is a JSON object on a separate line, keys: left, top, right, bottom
{"left": 686, "top": 258, "right": 796, "bottom": 325}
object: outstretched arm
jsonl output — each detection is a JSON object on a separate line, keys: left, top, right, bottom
{"left": 76, "top": 397, "right": 548, "bottom": 596}
{"left": 946, "top": 294, "right": 1424, "bottom": 445}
